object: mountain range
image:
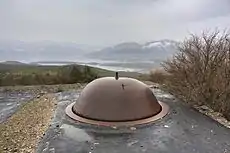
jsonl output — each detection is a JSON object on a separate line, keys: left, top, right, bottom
{"left": 0, "top": 40, "right": 98, "bottom": 62}
{"left": 87, "top": 39, "right": 178, "bottom": 62}
{"left": 0, "top": 40, "right": 178, "bottom": 63}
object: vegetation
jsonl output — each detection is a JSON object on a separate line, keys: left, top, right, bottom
{"left": 0, "top": 64, "right": 98, "bottom": 86}
{"left": 148, "top": 68, "right": 169, "bottom": 84}
{"left": 150, "top": 31, "right": 230, "bottom": 120}
{"left": 0, "top": 63, "right": 142, "bottom": 86}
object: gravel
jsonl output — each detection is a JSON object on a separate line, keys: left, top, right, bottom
{"left": 0, "top": 94, "right": 57, "bottom": 153}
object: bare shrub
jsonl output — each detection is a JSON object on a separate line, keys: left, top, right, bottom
{"left": 162, "top": 30, "right": 230, "bottom": 119}
{"left": 149, "top": 68, "right": 169, "bottom": 84}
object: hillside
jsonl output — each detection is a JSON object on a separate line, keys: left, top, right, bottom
{"left": 0, "top": 62, "right": 141, "bottom": 86}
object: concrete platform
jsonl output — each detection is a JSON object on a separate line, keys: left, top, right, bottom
{"left": 37, "top": 89, "right": 230, "bottom": 153}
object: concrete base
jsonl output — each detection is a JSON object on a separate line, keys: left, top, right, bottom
{"left": 37, "top": 90, "right": 230, "bottom": 153}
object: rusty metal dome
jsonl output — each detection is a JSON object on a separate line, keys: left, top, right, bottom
{"left": 66, "top": 75, "right": 169, "bottom": 126}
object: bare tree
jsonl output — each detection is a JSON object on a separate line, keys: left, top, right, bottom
{"left": 162, "top": 30, "right": 230, "bottom": 119}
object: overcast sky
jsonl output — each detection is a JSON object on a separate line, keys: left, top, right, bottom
{"left": 0, "top": 0, "right": 230, "bottom": 46}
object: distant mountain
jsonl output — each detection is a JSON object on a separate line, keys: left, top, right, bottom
{"left": 0, "top": 40, "right": 99, "bottom": 62}
{"left": 30, "top": 61, "right": 78, "bottom": 65}
{"left": 0, "top": 40, "right": 179, "bottom": 66}
{"left": 0, "top": 61, "right": 27, "bottom": 65}
{"left": 87, "top": 40, "right": 178, "bottom": 62}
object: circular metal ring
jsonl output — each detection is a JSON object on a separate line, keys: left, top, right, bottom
{"left": 65, "top": 101, "right": 169, "bottom": 127}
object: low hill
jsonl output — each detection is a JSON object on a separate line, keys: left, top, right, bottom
{"left": 0, "top": 63, "right": 141, "bottom": 86}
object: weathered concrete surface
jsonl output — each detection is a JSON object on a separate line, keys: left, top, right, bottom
{"left": 0, "top": 92, "right": 34, "bottom": 123}
{"left": 37, "top": 89, "right": 230, "bottom": 153}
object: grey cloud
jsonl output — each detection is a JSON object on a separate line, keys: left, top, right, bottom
{"left": 0, "top": 0, "right": 230, "bottom": 46}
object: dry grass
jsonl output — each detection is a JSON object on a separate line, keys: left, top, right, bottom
{"left": 0, "top": 83, "right": 84, "bottom": 93}
{"left": 162, "top": 30, "right": 230, "bottom": 120}
{"left": 0, "top": 94, "right": 56, "bottom": 153}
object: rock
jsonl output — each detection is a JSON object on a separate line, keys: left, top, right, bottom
{"left": 13, "top": 148, "right": 18, "bottom": 152}
{"left": 199, "top": 105, "right": 209, "bottom": 111}
{"left": 49, "top": 148, "right": 55, "bottom": 152}
{"left": 130, "top": 127, "right": 136, "bottom": 130}
{"left": 40, "top": 91, "right": 47, "bottom": 95}
{"left": 112, "top": 126, "right": 117, "bottom": 129}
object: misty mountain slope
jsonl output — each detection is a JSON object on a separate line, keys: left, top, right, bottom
{"left": 0, "top": 41, "right": 99, "bottom": 62}
{"left": 87, "top": 40, "right": 179, "bottom": 61}
{"left": 0, "top": 40, "right": 178, "bottom": 64}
